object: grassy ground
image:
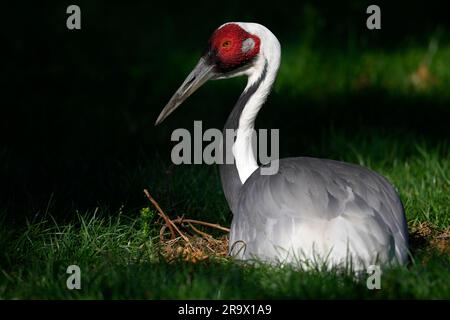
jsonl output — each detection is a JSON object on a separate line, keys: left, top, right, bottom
{"left": 1, "top": 139, "right": 449, "bottom": 299}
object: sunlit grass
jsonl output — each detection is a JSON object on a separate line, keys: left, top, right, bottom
{"left": 0, "top": 212, "right": 448, "bottom": 299}
{"left": 1, "top": 138, "right": 449, "bottom": 299}
{"left": 277, "top": 42, "right": 450, "bottom": 99}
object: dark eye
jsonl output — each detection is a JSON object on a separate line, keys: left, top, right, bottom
{"left": 222, "top": 40, "right": 232, "bottom": 48}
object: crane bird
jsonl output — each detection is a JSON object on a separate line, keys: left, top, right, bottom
{"left": 155, "top": 22, "right": 409, "bottom": 271}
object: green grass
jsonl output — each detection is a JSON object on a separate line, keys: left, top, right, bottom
{"left": 1, "top": 139, "right": 449, "bottom": 299}
{"left": 276, "top": 38, "right": 450, "bottom": 101}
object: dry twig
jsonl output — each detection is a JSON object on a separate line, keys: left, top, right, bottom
{"left": 143, "top": 189, "right": 190, "bottom": 243}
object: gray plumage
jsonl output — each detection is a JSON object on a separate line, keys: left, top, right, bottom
{"left": 219, "top": 61, "right": 409, "bottom": 271}
{"left": 224, "top": 157, "right": 409, "bottom": 269}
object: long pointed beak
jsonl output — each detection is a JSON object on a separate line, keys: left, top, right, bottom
{"left": 155, "top": 57, "right": 216, "bottom": 125}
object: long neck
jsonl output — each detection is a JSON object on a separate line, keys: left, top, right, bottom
{"left": 219, "top": 57, "right": 279, "bottom": 213}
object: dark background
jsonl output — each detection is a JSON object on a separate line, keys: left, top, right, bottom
{"left": 2, "top": 0, "right": 449, "bottom": 224}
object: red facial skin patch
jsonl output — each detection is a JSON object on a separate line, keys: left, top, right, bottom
{"left": 206, "top": 23, "right": 261, "bottom": 72}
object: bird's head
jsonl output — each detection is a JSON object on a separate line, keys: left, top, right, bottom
{"left": 205, "top": 23, "right": 261, "bottom": 77}
{"left": 155, "top": 22, "right": 279, "bottom": 125}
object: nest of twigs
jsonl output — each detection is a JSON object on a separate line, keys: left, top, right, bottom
{"left": 144, "top": 189, "right": 231, "bottom": 263}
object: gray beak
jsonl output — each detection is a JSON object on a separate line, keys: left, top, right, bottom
{"left": 155, "top": 57, "right": 216, "bottom": 125}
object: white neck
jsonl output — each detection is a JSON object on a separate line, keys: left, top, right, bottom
{"left": 232, "top": 23, "right": 281, "bottom": 184}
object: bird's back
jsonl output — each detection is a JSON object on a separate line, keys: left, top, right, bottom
{"left": 230, "top": 157, "right": 409, "bottom": 270}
